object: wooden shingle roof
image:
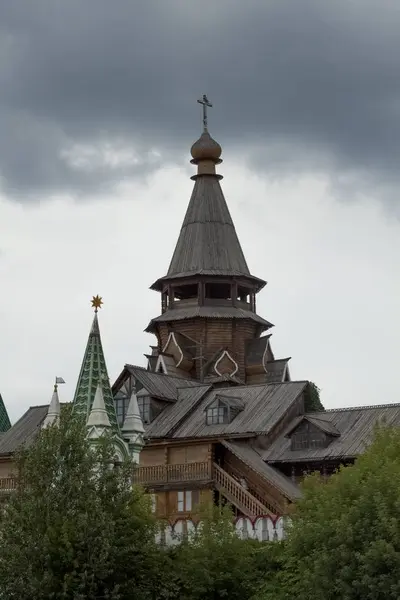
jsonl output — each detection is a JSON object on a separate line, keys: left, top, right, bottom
{"left": 150, "top": 173, "right": 265, "bottom": 292}
{"left": 145, "top": 305, "right": 273, "bottom": 333}
{"left": 264, "top": 403, "right": 400, "bottom": 463}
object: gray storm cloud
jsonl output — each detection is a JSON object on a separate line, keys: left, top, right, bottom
{"left": 1, "top": 0, "right": 400, "bottom": 206}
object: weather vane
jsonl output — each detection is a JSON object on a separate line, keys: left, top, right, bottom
{"left": 197, "top": 94, "right": 213, "bottom": 132}
{"left": 91, "top": 295, "right": 103, "bottom": 313}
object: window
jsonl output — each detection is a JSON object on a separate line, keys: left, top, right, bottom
{"left": 290, "top": 422, "right": 328, "bottom": 450}
{"left": 151, "top": 494, "right": 157, "bottom": 514}
{"left": 138, "top": 396, "right": 151, "bottom": 424}
{"left": 177, "top": 490, "right": 200, "bottom": 512}
{"left": 206, "top": 404, "right": 228, "bottom": 425}
{"left": 114, "top": 392, "right": 129, "bottom": 426}
{"left": 205, "top": 396, "right": 244, "bottom": 425}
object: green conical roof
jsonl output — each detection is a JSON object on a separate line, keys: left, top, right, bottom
{"left": 72, "top": 312, "right": 119, "bottom": 432}
{"left": 0, "top": 394, "right": 11, "bottom": 432}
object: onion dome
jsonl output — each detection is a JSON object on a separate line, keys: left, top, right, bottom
{"left": 190, "top": 131, "right": 222, "bottom": 164}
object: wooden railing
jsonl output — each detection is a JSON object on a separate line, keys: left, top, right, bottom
{"left": 224, "top": 462, "right": 279, "bottom": 515}
{"left": 132, "top": 462, "right": 212, "bottom": 486}
{"left": 213, "top": 463, "right": 271, "bottom": 518}
{"left": 0, "top": 478, "right": 17, "bottom": 492}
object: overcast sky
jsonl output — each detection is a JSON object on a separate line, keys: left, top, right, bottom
{"left": 0, "top": 0, "right": 399, "bottom": 423}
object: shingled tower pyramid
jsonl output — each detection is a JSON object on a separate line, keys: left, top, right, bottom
{"left": 72, "top": 296, "right": 119, "bottom": 431}
{"left": 146, "top": 96, "right": 289, "bottom": 385}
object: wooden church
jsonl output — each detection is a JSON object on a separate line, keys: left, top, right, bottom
{"left": 0, "top": 97, "right": 399, "bottom": 540}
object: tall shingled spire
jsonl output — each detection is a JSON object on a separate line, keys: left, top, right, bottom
{"left": 151, "top": 95, "right": 265, "bottom": 292}
{"left": 72, "top": 296, "right": 119, "bottom": 431}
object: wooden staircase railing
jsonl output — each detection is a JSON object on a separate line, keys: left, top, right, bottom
{"left": 223, "top": 462, "right": 280, "bottom": 515}
{"left": 213, "top": 463, "right": 271, "bottom": 518}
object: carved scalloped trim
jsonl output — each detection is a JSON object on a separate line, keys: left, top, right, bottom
{"left": 162, "top": 332, "right": 184, "bottom": 367}
{"left": 214, "top": 350, "right": 239, "bottom": 377}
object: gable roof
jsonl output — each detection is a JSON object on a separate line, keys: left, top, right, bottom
{"left": 168, "top": 381, "right": 307, "bottom": 439}
{"left": 283, "top": 414, "right": 340, "bottom": 437}
{"left": 264, "top": 403, "right": 400, "bottom": 463}
{"left": 122, "top": 365, "right": 203, "bottom": 402}
{"left": 0, "top": 405, "right": 48, "bottom": 455}
{"left": 146, "top": 385, "right": 211, "bottom": 439}
{"left": 205, "top": 394, "right": 245, "bottom": 411}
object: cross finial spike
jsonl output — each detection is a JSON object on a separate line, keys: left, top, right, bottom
{"left": 197, "top": 94, "right": 213, "bottom": 132}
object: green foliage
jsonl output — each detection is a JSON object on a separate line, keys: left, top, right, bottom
{"left": 0, "top": 405, "right": 284, "bottom": 600}
{"left": 304, "top": 381, "right": 324, "bottom": 412}
{"left": 159, "top": 504, "right": 282, "bottom": 600}
{"left": 0, "top": 405, "right": 158, "bottom": 600}
{"left": 257, "top": 426, "right": 400, "bottom": 600}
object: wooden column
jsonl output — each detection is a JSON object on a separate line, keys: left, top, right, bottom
{"left": 232, "top": 281, "right": 238, "bottom": 307}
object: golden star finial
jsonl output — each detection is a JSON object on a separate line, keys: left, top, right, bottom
{"left": 91, "top": 295, "right": 103, "bottom": 313}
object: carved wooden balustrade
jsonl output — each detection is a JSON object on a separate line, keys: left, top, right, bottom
{"left": 132, "top": 461, "right": 212, "bottom": 486}
{"left": 0, "top": 477, "right": 17, "bottom": 493}
{"left": 213, "top": 462, "right": 271, "bottom": 518}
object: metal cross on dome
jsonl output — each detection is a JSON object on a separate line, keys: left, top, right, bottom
{"left": 197, "top": 94, "right": 213, "bottom": 132}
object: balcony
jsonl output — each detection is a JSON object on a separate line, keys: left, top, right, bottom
{"left": 132, "top": 461, "right": 212, "bottom": 487}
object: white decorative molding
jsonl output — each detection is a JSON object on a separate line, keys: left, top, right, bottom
{"left": 262, "top": 339, "right": 270, "bottom": 374}
{"left": 155, "top": 354, "right": 168, "bottom": 374}
{"left": 159, "top": 516, "right": 289, "bottom": 546}
{"left": 214, "top": 350, "right": 239, "bottom": 377}
{"left": 162, "top": 332, "right": 184, "bottom": 367}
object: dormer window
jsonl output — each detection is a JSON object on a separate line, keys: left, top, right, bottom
{"left": 206, "top": 403, "right": 229, "bottom": 425}
{"left": 205, "top": 395, "right": 244, "bottom": 425}
{"left": 286, "top": 416, "right": 340, "bottom": 451}
{"left": 136, "top": 390, "right": 167, "bottom": 424}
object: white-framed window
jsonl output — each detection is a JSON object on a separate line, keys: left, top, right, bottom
{"left": 151, "top": 494, "right": 157, "bottom": 513}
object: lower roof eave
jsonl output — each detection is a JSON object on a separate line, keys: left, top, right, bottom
{"left": 145, "top": 311, "right": 273, "bottom": 334}
{"left": 267, "top": 455, "right": 357, "bottom": 464}
{"left": 144, "top": 432, "right": 258, "bottom": 445}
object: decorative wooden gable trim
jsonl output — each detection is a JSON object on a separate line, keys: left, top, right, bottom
{"left": 162, "top": 332, "right": 193, "bottom": 372}
{"left": 214, "top": 350, "right": 239, "bottom": 377}
{"left": 245, "top": 335, "right": 272, "bottom": 376}
{"left": 155, "top": 354, "right": 167, "bottom": 374}
{"left": 283, "top": 363, "right": 291, "bottom": 382}
{"left": 284, "top": 415, "right": 340, "bottom": 452}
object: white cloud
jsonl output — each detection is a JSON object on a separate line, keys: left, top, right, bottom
{"left": 0, "top": 159, "right": 398, "bottom": 422}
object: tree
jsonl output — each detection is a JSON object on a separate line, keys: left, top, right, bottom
{"left": 0, "top": 405, "right": 158, "bottom": 600}
{"left": 258, "top": 426, "right": 400, "bottom": 600}
{"left": 161, "top": 504, "right": 282, "bottom": 600}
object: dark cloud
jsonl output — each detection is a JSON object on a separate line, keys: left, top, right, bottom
{"left": 1, "top": 0, "right": 400, "bottom": 205}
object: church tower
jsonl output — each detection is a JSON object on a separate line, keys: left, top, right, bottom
{"left": 146, "top": 96, "right": 289, "bottom": 385}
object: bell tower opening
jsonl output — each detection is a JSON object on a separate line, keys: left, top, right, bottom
{"left": 172, "top": 283, "right": 198, "bottom": 301}
{"left": 205, "top": 282, "right": 231, "bottom": 301}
